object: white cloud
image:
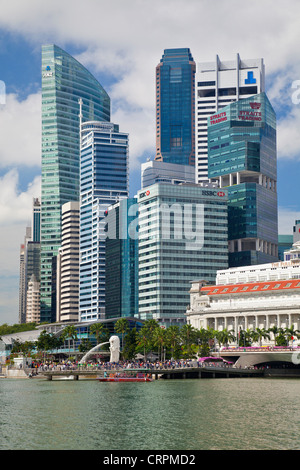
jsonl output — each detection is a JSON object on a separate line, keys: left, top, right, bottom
{"left": 0, "top": 169, "right": 41, "bottom": 225}
{"left": 0, "top": 92, "right": 41, "bottom": 168}
{"left": 0, "top": 169, "right": 41, "bottom": 323}
{"left": 278, "top": 206, "right": 300, "bottom": 235}
{"left": 277, "top": 107, "right": 300, "bottom": 160}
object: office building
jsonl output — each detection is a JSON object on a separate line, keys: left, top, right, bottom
{"left": 18, "top": 227, "right": 31, "bottom": 324}
{"left": 32, "top": 198, "right": 41, "bottom": 242}
{"left": 26, "top": 274, "right": 40, "bottom": 324}
{"left": 196, "top": 54, "right": 265, "bottom": 182}
{"left": 137, "top": 182, "right": 228, "bottom": 326}
{"left": 278, "top": 235, "right": 293, "bottom": 261}
{"left": 105, "top": 198, "right": 139, "bottom": 319}
{"left": 141, "top": 160, "right": 195, "bottom": 189}
{"left": 40, "top": 44, "right": 110, "bottom": 323}
{"left": 294, "top": 220, "right": 300, "bottom": 243}
{"left": 19, "top": 197, "right": 42, "bottom": 324}
{"left": 207, "top": 92, "right": 278, "bottom": 267}
{"left": 155, "top": 48, "right": 196, "bottom": 166}
{"left": 80, "top": 121, "right": 129, "bottom": 322}
{"left": 56, "top": 201, "right": 80, "bottom": 323}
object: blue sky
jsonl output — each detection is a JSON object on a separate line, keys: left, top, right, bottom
{"left": 1, "top": 0, "right": 300, "bottom": 324}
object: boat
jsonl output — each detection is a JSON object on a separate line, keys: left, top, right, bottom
{"left": 98, "top": 372, "right": 153, "bottom": 382}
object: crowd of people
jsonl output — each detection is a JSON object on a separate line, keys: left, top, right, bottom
{"left": 26, "top": 358, "right": 236, "bottom": 374}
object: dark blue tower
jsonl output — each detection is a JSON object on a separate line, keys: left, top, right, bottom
{"left": 155, "top": 48, "right": 196, "bottom": 166}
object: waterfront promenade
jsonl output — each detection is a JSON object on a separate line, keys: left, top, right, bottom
{"left": 29, "top": 361, "right": 264, "bottom": 380}
{"left": 4, "top": 348, "right": 300, "bottom": 380}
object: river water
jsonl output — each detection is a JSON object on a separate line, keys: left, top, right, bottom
{"left": 1, "top": 376, "right": 299, "bottom": 451}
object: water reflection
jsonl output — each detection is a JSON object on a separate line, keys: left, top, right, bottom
{"left": 0, "top": 378, "right": 299, "bottom": 450}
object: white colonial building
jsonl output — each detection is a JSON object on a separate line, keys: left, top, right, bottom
{"left": 186, "top": 278, "right": 300, "bottom": 341}
{"left": 186, "top": 247, "right": 300, "bottom": 344}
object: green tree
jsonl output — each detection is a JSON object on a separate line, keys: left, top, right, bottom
{"left": 166, "top": 325, "right": 180, "bottom": 359}
{"left": 268, "top": 326, "right": 282, "bottom": 346}
{"left": 115, "top": 318, "right": 129, "bottom": 353}
{"left": 36, "top": 330, "right": 58, "bottom": 361}
{"left": 254, "top": 327, "right": 270, "bottom": 346}
{"left": 180, "top": 324, "right": 197, "bottom": 358}
{"left": 61, "top": 325, "right": 78, "bottom": 357}
{"left": 78, "top": 338, "right": 93, "bottom": 353}
{"left": 122, "top": 328, "right": 138, "bottom": 361}
{"left": 153, "top": 327, "right": 167, "bottom": 361}
{"left": 216, "top": 328, "right": 235, "bottom": 348}
{"left": 89, "top": 323, "right": 105, "bottom": 344}
{"left": 284, "top": 325, "right": 300, "bottom": 347}
{"left": 238, "top": 328, "right": 252, "bottom": 347}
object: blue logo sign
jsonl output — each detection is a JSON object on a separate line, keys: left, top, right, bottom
{"left": 46, "top": 66, "right": 51, "bottom": 71}
{"left": 245, "top": 71, "right": 256, "bottom": 84}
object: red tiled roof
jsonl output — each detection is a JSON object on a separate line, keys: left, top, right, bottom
{"left": 201, "top": 279, "right": 300, "bottom": 296}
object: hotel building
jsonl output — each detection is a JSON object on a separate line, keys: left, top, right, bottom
{"left": 196, "top": 54, "right": 265, "bottom": 183}
{"left": 186, "top": 243, "right": 300, "bottom": 340}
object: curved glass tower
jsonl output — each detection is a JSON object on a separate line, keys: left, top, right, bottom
{"left": 41, "top": 44, "right": 110, "bottom": 323}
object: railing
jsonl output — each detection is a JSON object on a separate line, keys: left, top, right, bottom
{"left": 221, "top": 346, "right": 300, "bottom": 352}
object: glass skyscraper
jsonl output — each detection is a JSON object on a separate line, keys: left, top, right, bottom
{"left": 196, "top": 54, "right": 265, "bottom": 183}
{"left": 79, "top": 121, "right": 129, "bottom": 322}
{"left": 155, "top": 48, "right": 196, "bottom": 167}
{"left": 137, "top": 183, "right": 228, "bottom": 325}
{"left": 207, "top": 92, "right": 278, "bottom": 267}
{"left": 105, "top": 198, "right": 139, "bottom": 319}
{"left": 41, "top": 44, "right": 110, "bottom": 323}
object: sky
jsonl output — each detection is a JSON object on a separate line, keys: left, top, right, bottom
{"left": 1, "top": 0, "right": 300, "bottom": 324}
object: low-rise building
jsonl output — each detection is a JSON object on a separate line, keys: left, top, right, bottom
{"left": 186, "top": 277, "right": 300, "bottom": 343}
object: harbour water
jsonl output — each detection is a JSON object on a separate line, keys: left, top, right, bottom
{"left": 1, "top": 377, "right": 299, "bottom": 450}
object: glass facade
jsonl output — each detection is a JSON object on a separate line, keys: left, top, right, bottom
{"left": 155, "top": 48, "right": 196, "bottom": 166}
{"left": 137, "top": 183, "right": 228, "bottom": 325}
{"left": 41, "top": 44, "right": 110, "bottom": 323}
{"left": 79, "top": 122, "right": 129, "bottom": 322}
{"left": 195, "top": 54, "right": 265, "bottom": 183}
{"left": 207, "top": 92, "right": 278, "bottom": 267}
{"left": 105, "top": 198, "right": 139, "bottom": 319}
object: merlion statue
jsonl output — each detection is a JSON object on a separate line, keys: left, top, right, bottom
{"left": 109, "top": 336, "right": 120, "bottom": 363}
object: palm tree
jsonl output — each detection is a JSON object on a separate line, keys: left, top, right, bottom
{"left": 62, "top": 325, "right": 78, "bottom": 357}
{"left": 254, "top": 327, "right": 270, "bottom": 346}
{"left": 166, "top": 325, "right": 180, "bottom": 358}
{"left": 115, "top": 318, "right": 129, "bottom": 353}
{"left": 284, "top": 325, "right": 300, "bottom": 347}
{"left": 153, "top": 327, "right": 167, "bottom": 361}
{"left": 89, "top": 323, "right": 104, "bottom": 344}
{"left": 180, "top": 324, "right": 197, "bottom": 357}
{"left": 216, "top": 329, "right": 235, "bottom": 348}
{"left": 238, "top": 328, "right": 252, "bottom": 347}
{"left": 268, "top": 325, "right": 282, "bottom": 346}
{"left": 137, "top": 326, "right": 151, "bottom": 360}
